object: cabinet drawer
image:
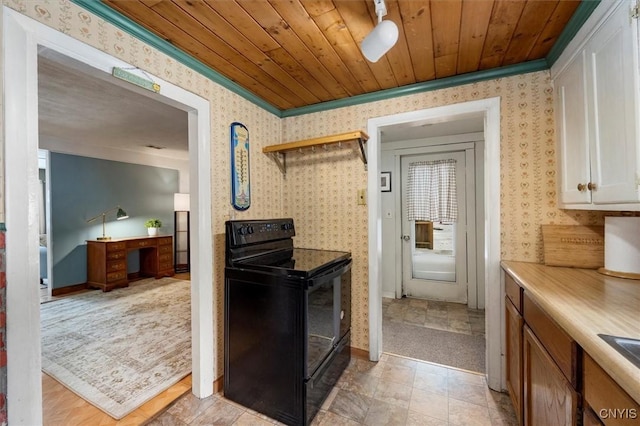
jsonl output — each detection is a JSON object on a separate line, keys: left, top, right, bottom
{"left": 584, "top": 353, "right": 639, "bottom": 425}
{"left": 159, "top": 261, "right": 173, "bottom": 271}
{"left": 107, "top": 242, "right": 127, "bottom": 251}
{"left": 106, "top": 251, "right": 125, "bottom": 261}
{"left": 106, "top": 270, "right": 127, "bottom": 282}
{"left": 158, "top": 237, "right": 172, "bottom": 246}
{"left": 159, "top": 244, "right": 173, "bottom": 254}
{"left": 107, "top": 260, "right": 126, "bottom": 272}
{"left": 127, "top": 239, "right": 153, "bottom": 249}
{"left": 523, "top": 292, "right": 578, "bottom": 387}
{"left": 159, "top": 253, "right": 173, "bottom": 262}
{"left": 505, "top": 273, "right": 523, "bottom": 312}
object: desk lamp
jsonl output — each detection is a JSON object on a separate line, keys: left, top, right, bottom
{"left": 87, "top": 206, "right": 129, "bottom": 240}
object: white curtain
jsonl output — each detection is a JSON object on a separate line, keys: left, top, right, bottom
{"left": 406, "top": 159, "right": 457, "bottom": 222}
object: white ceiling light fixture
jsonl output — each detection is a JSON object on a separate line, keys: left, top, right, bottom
{"left": 361, "top": 0, "right": 399, "bottom": 63}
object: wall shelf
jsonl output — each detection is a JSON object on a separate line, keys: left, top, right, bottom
{"left": 262, "top": 130, "right": 369, "bottom": 175}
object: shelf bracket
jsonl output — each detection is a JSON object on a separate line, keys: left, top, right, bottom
{"left": 268, "top": 152, "right": 287, "bottom": 176}
{"left": 357, "top": 137, "right": 368, "bottom": 170}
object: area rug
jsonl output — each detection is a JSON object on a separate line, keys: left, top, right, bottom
{"left": 383, "top": 320, "right": 485, "bottom": 373}
{"left": 40, "top": 277, "right": 191, "bottom": 419}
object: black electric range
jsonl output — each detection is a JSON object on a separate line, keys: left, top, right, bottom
{"left": 224, "top": 218, "right": 351, "bottom": 425}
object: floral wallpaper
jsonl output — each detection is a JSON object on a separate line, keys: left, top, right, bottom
{"left": 281, "top": 71, "right": 614, "bottom": 350}
{"left": 1, "top": 0, "right": 630, "bottom": 385}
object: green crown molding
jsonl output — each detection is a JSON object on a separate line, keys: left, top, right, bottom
{"left": 72, "top": 0, "right": 598, "bottom": 118}
{"left": 546, "top": 0, "right": 601, "bottom": 66}
{"left": 282, "top": 59, "right": 549, "bottom": 118}
{"left": 70, "top": 0, "right": 281, "bottom": 117}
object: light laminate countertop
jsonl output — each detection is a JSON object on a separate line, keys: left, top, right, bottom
{"left": 501, "top": 261, "right": 640, "bottom": 404}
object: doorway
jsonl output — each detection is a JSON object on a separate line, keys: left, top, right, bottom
{"left": 367, "top": 98, "right": 503, "bottom": 391}
{"left": 4, "top": 8, "right": 213, "bottom": 424}
{"left": 400, "top": 150, "right": 470, "bottom": 303}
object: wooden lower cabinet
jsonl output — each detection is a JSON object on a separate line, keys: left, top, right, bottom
{"left": 584, "top": 406, "right": 605, "bottom": 426}
{"left": 523, "top": 325, "right": 579, "bottom": 426}
{"left": 505, "top": 296, "right": 523, "bottom": 425}
{"left": 583, "top": 352, "right": 640, "bottom": 426}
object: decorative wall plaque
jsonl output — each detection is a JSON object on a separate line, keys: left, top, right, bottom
{"left": 230, "top": 122, "right": 251, "bottom": 210}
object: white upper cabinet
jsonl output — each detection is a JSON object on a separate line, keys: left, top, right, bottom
{"left": 552, "top": 0, "right": 640, "bottom": 210}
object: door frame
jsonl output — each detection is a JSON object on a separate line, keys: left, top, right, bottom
{"left": 4, "top": 8, "right": 214, "bottom": 424}
{"left": 367, "top": 98, "right": 502, "bottom": 390}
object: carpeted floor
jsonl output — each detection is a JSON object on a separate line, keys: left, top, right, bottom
{"left": 40, "top": 277, "right": 191, "bottom": 419}
{"left": 382, "top": 297, "right": 486, "bottom": 373}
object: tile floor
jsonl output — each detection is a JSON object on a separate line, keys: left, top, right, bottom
{"left": 147, "top": 353, "right": 517, "bottom": 426}
{"left": 382, "top": 297, "right": 485, "bottom": 337}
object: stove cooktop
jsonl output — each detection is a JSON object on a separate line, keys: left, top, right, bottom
{"left": 234, "top": 247, "right": 351, "bottom": 278}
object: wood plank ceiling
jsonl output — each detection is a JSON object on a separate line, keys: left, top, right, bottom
{"left": 102, "top": 0, "right": 581, "bottom": 111}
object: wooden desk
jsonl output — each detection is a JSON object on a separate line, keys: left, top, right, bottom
{"left": 87, "top": 236, "right": 174, "bottom": 292}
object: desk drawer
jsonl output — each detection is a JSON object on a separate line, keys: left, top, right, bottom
{"left": 159, "top": 261, "right": 173, "bottom": 271}
{"left": 159, "top": 253, "right": 173, "bottom": 263}
{"left": 128, "top": 239, "right": 153, "bottom": 249}
{"left": 159, "top": 244, "right": 173, "bottom": 254}
{"left": 107, "top": 260, "right": 126, "bottom": 272}
{"left": 106, "top": 251, "right": 125, "bottom": 261}
{"left": 158, "top": 237, "right": 172, "bottom": 246}
{"left": 107, "top": 242, "right": 127, "bottom": 251}
{"left": 106, "top": 270, "right": 127, "bottom": 283}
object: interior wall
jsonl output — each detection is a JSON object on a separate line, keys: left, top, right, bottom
{"left": 281, "top": 70, "right": 610, "bottom": 351}
{"left": 2, "top": 0, "right": 283, "bottom": 380}
{"left": 49, "top": 152, "right": 178, "bottom": 288}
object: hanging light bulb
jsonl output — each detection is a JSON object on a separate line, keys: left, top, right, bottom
{"left": 361, "top": 0, "right": 399, "bottom": 63}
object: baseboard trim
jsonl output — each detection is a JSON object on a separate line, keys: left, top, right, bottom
{"left": 351, "top": 346, "right": 369, "bottom": 360}
{"left": 51, "top": 283, "right": 88, "bottom": 296}
{"left": 214, "top": 375, "right": 223, "bottom": 393}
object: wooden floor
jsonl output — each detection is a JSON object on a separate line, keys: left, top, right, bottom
{"left": 43, "top": 373, "right": 192, "bottom": 426}
{"left": 42, "top": 272, "right": 192, "bottom": 425}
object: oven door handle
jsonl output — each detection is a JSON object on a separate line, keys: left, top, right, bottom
{"left": 307, "top": 259, "right": 352, "bottom": 287}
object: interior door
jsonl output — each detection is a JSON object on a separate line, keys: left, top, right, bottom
{"left": 401, "top": 151, "right": 467, "bottom": 303}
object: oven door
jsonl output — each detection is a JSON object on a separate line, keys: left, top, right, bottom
{"left": 306, "top": 259, "right": 351, "bottom": 379}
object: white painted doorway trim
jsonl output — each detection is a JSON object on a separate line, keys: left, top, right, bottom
{"left": 367, "top": 97, "right": 502, "bottom": 390}
{"left": 3, "top": 8, "right": 214, "bottom": 424}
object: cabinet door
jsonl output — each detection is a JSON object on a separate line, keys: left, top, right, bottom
{"left": 555, "top": 49, "right": 591, "bottom": 205}
{"left": 588, "top": 1, "right": 640, "bottom": 204}
{"left": 523, "top": 325, "right": 578, "bottom": 426}
{"left": 505, "top": 297, "right": 523, "bottom": 425}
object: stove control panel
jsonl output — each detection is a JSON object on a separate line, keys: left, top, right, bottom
{"left": 226, "top": 218, "right": 295, "bottom": 247}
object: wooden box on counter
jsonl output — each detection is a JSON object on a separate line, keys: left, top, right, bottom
{"left": 87, "top": 236, "right": 174, "bottom": 292}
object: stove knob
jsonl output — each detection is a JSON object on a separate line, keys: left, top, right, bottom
{"left": 237, "top": 226, "right": 247, "bottom": 235}
{"left": 247, "top": 226, "right": 254, "bottom": 234}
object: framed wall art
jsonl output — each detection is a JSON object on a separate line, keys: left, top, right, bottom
{"left": 230, "top": 122, "right": 251, "bottom": 210}
{"left": 380, "top": 171, "right": 391, "bottom": 192}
